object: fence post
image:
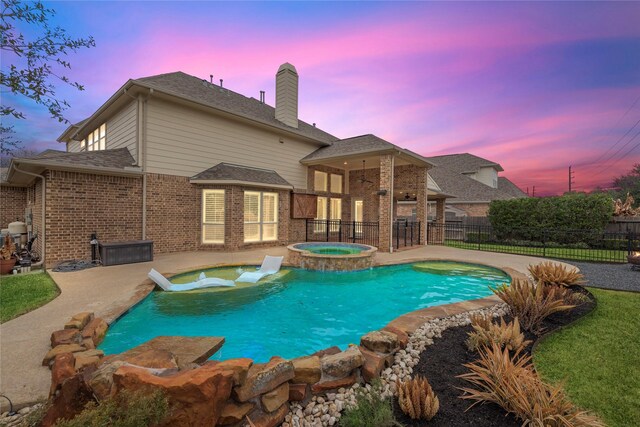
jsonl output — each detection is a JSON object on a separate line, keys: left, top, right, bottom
{"left": 628, "top": 231, "right": 633, "bottom": 256}
{"left": 338, "top": 220, "right": 342, "bottom": 242}
{"left": 326, "top": 219, "right": 329, "bottom": 242}
{"left": 352, "top": 221, "right": 356, "bottom": 243}
{"left": 305, "top": 219, "right": 309, "bottom": 242}
{"left": 477, "top": 225, "right": 481, "bottom": 251}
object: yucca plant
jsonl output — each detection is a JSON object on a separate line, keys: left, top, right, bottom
{"left": 396, "top": 376, "right": 439, "bottom": 421}
{"left": 458, "top": 343, "right": 603, "bottom": 427}
{"left": 491, "top": 279, "right": 575, "bottom": 335}
{"left": 466, "top": 315, "right": 532, "bottom": 353}
{"left": 529, "top": 262, "right": 585, "bottom": 287}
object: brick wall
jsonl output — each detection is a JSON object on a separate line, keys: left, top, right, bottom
{"left": 0, "top": 186, "right": 27, "bottom": 228}
{"left": 45, "top": 170, "right": 143, "bottom": 265}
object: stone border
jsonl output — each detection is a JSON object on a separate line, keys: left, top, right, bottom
{"left": 286, "top": 243, "right": 377, "bottom": 271}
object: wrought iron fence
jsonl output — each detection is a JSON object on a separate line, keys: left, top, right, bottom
{"left": 393, "top": 220, "right": 421, "bottom": 249}
{"left": 305, "top": 219, "right": 380, "bottom": 247}
{"left": 427, "top": 222, "right": 639, "bottom": 263}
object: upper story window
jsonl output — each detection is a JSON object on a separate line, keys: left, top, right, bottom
{"left": 330, "top": 174, "right": 343, "bottom": 194}
{"left": 81, "top": 124, "right": 106, "bottom": 151}
{"left": 314, "top": 171, "right": 327, "bottom": 192}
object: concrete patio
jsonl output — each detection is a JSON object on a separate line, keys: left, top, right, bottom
{"left": 0, "top": 246, "right": 561, "bottom": 409}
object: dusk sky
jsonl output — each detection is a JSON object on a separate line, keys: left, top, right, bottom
{"left": 3, "top": 1, "right": 640, "bottom": 196}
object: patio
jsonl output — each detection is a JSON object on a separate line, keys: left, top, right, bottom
{"left": 0, "top": 246, "right": 569, "bottom": 409}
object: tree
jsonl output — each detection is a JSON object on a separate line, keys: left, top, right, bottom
{"left": 0, "top": 0, "right": 95, "bottom": 154}
{"left": 612, "top": 163, "right": 640, "bottom": 202}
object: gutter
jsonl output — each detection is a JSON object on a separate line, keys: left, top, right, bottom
{"left": 12, "top": 165, "right": 46, "bottom": 269}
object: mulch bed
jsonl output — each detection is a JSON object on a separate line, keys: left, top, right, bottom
{"left": 394, "top": 287, "right": 596, "bottom": 427}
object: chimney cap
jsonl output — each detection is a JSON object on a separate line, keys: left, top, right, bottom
{"left": 277, "top": 63, "right": 298, "bottom": 74}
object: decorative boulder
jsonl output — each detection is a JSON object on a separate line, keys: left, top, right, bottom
{"left": 232, "top": 357, "right": 294, "bottom": 402}
{"left": 218, "top": 401, "right": 255, "bottom": 426}
{"left": 291, "top": 356, "right": 321, "bottom": 384}
{"left": 288, "top": 383, "right": 308, "bottom": 402}
{"left": 382, "top": 326, "right": 409, "bottom": 349}
{"left": 89, "top": 361, "right": 128, "bottom": 401}
{"left": 360, "top": 330, "right": 399, "bottom": 354}
{"left": 113, "top": 363, "right": 234, "bottom": 427}
{"left": 64, "top": 312, "right": 94, "bottom": 330}
{"left": 43, "top": 344, "right": 86, "bottom": 366}
{"left": 40, "top": 372, "right": 94, "bottom": 427}
{"left": 246, "top": 404, "right": 289, "bottom": 427}
{"left": 81, "top": 317, "right": 109, "bottom": 346}
{"left": 49, "top": 353, "right": 76, "bottom": 398}
{"left": 311, "top": 374, "right": 357, "bottom": 393}
{"left": 261, "top": 382, "right": 289, "bottom": 413}
{"left": 124, "top": 349, "right": 179, "bottom": 370}
{"left": 359, "top": 347, "right": 387, "bottom": 382}
{"left": 320, "top": 346, "right": 363, "bottom": 379}
{"left": 211, "top": 358, "right": 253, "bottom": 386}
{"left": 73, "top": 349, "right": 105, "bottom": 370}
{"left": 50, "top": 329, "right": 83, "bottom": 347}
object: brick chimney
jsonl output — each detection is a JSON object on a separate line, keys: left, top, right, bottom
{"left": 275, "top": 63, "right": 298, "bottom": 128}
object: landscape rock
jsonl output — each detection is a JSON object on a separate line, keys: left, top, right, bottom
{"left": 74, "top": 349, "right": 105, "bottom": 370}
{"left": 82, "top": 338, "right": 95, "bottom": 349}
{"left": 360, "top": 330, "right": 399, "bottom": 354}
{"left": 382, "top": 326, "right": 409, "bottom": 349}
{"left": 360, "top": 347, "right": 387, "bottom": 382}
{"left": 81, "top": 317, "right": 109, "bottom": 346}
{"left": 247, "top": 403, "right": 288, "bottom": 427}
{"left": 113, "top": 363, "right": 234, "bottom": 427}
{"left": 291, "top": 356, "right": 321, "bottom": 384}
{"left": 218, "top": 401, "right": 254, "bottom": 425}
{"left": 50, "top": 329, "right": 83, "bottom": 347}
{"left": 232, "top": 357, "right": 294, "bottom": 402}
{"left": 49, "top": 353, "right": 76, "bottom": 397}
{"left": 261, "top": 382, "right": 289, "bottom": 413}
{"left": 64, "top": 312, "right": 94, "bottom": 330}
{"left": 312, "top": 346, "right": 341, "bottom": 358}
{"left": 311, "top": 374, "right": 357, "bottom": 393}
{"left": 288, "top": 383, "right": 308, "bottom": 402}
{"left": 123, "top": 349, "right": 178, "bottom": 369}
{"left": 212, "top": 358, "right": 253, "bottom": 385}
{"left": 40, "top": 373, "right": 94, "bottom": 427}
{"left": 89, "top": 361, "right": 127, "bottom": 400}
{"left": 42, "top": 344, "right": 85, "bottom": 366}
{"left": 320, "top": 347, "right": 363, "bottom": 379}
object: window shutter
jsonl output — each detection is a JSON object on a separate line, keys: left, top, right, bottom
{"left": 202, "top": 190, "right": 225, "bottom": 243}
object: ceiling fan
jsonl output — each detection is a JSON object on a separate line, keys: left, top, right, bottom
{"left": 356, "top": 160, "right": 374, "bottom": 186}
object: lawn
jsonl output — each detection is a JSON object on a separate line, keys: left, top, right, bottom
{"left": 0, "top": 272, "right": 59, "bottom": 323}
{"left": 445, "top": 240, "right": 628, "bottom": 263}
{"left": 533, "top": 288, "right": 640, "bottom": 427}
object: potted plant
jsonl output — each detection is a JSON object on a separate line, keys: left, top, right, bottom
{"left": 0, "top": 234, "right": 17, "bottom": 275}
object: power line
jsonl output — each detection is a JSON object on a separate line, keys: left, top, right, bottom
{"left": 590, "top": 128, "right": 640, "bottom": 178}
{"left": 580, "top": 116, "right": 640, "bottom": 172}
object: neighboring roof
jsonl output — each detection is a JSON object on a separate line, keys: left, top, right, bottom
{"left": 425, "top": 153, "right": 504, "bottom": 173}
{"left": 4, "top": 148, "right": 140, "bottom": 186}
{"left": 301, "top": 134, "right": 434, "bottom": 167}
{"left": 428, "top": 166, "right": 523, "bottom": 203}
{"left": 190, "top": 162, "right": 292, "bottom": 189}
{"left": 498, "top": 176, "right": 527, "bottom": 198}
{"left": 135, "top": 72, "right": 338, "bottom": 145}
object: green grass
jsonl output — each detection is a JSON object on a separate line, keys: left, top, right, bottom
{"left": 533, "top": 288, "right": 640, "bottom": 427}
{"left": 0, "top": 272, "right": 59, "bottom": 323}
{"left": 445, "top": 240, "right": 627, "bottom": 263}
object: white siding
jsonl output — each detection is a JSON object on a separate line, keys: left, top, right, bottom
{"left": 475, "top": 167, "right": 498, "bottom": 188}
{"left": 67, "top": 140, "right": 81, "bottom": 152}
{"left": 144, "top": 99, "right": 317, "bottom": 189}
{"left": 107, "top": 100, "right": 137, "bottom": 161}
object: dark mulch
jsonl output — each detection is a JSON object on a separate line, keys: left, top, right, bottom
{"left": 393, "top": 287, "right": 596, "bottom": 427}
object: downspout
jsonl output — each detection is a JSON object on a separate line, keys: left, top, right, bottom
{"left": 13, "top": 165, "right": 46, "bottom": 268}
{"left": 389, "top": 155, "right": 395, "bottom": 253}
{"left": 126, "top": 88, "right": 148, "bottom": 240}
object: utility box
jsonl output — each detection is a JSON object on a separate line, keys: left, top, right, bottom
{"left": 99, "top": 240, "right": 153, "bottom": 266}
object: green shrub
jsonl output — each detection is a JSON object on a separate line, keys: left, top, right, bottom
{"left": 341, "top": 381, "right": 400, "bottom": 427}
{"left": 54, "top": 389, "right": 168, "bottom": 427}
{"left": 489, "top": 193, "right": 614, "bottom": 241}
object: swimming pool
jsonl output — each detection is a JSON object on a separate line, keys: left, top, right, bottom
{"left": 100, "top": 261, "right": 509, "bottom": 362}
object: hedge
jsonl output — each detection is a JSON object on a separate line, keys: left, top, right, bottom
{"left": 488, "top": 193, "right": 614, "bottom": 241}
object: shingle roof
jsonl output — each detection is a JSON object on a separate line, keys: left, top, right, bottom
{"left": 428, "top": 166, "right": 524, "bottom": 203}
{"left": 16, "top": 148, "right": 137, "bottom": 170}
{"left": 191, "top": 163, "right": 292, "bottom": 188}
{"left": 498, "top": 176, "right": 527, "bottom": 198}
{"left": 135, "top": 72, "right": 338, "bottom": 145}
{"left": 426, "top": 153, "right": 504, "bottom": 173}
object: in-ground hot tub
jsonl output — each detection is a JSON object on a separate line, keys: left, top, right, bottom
{"left": 287, "top": 242, "right": 377, "bottom": 271}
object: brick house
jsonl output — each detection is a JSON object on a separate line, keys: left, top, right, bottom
{"left": 1, "top": 63, "right": 453, "bottom": 267}
{"left": 425, "top": 153, "right": 527, "bottom": 218}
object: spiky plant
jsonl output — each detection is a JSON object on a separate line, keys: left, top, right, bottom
{"left": 528, "top": 262, "right": 585, "bottom": 287}
{"left": 491, "top": 279, "right": 575, "bottom": 335}
{"left": 396, "top": 376, "right": 439, "bottom": 421}
{"left": 458, "top": 343, "right": 603, "bottom": 427}
{"left": 1, "top": 234, "right": 16, "bottom": 260}
{"left": 466, "top": 316, "right": 532, "bottom": 353}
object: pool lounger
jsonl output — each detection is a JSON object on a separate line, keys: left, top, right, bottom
{"left": 236, "top": 255, "right": 284, "bottom": 283}
{"left": 148, "top": 269, "right": 235, "bottom": 292}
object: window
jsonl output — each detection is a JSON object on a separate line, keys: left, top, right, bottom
{"left": 330, "top": 198, "right": 342, "bottom": 231}
{"left": 244, "top": 191, "right": 278, "bottom": 242}
{"left": 202, "top": 190, "right": 225, "bottom": 244}
{"left": 314, "top": 196, "right": 328, "bottom": 233}
{"left": 330, "top": 174, "right": 343, "bottom": 194}
{"left": 82, "top": 124, "right": 106, "bottom": 151}
{"left": 314, "top": 171, "right": 328, "bottom": 192}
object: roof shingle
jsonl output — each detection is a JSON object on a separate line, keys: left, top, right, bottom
{"left": 191, "top": 163, "right": 292, "bottom": 188}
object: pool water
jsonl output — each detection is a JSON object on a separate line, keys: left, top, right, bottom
{"left": 100, "top": 262, "right": 509, "bottom": 362}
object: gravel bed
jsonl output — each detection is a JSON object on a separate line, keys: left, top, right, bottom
{"left": 568, "top": 261, "right": 639, "bottom": 292}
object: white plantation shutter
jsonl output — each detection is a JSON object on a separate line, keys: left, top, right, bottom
{"left": 202, "top": 190, "right": 225, "bottom": 243}
{"left": 330, "top": 174, "right": 342, "bottom": 194}
{"left": 244, "top": 191, "right": 278, "bottom": 242}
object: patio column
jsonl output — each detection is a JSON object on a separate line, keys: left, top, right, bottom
{"left": 434, "top": 198, "right": 446, "bottom": 244}
{"left": 378, "top": 154, "right": 394, "bottom": 252}
{"left": 416, "top": 166, "right": 428, "bottom": 245}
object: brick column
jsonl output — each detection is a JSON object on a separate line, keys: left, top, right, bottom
{"left": 434, "top": 198, "right": 446, "bottom": 244}
{"left": 416, "top": 166, "right": 428, "bottom": 245}
{"left": 378, "top": 154, "right": 393, "bottom": 252}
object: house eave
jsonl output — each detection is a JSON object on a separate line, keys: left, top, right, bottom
{"left": 189, "top": 179, "right": 293, "bottom": 190}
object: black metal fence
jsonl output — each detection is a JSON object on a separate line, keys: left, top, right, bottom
{"left": 393, "top": 220, "right": 421, "bottom": 249}
{"left": 427, "top": 222, "right": 639, "bottom": 263}
{"left": 305, "top": 219, "right": 380, "bottom": 247}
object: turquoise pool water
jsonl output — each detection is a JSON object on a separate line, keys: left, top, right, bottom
{"left": 100, "top": 262, "right": 509, "bottom": 362}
